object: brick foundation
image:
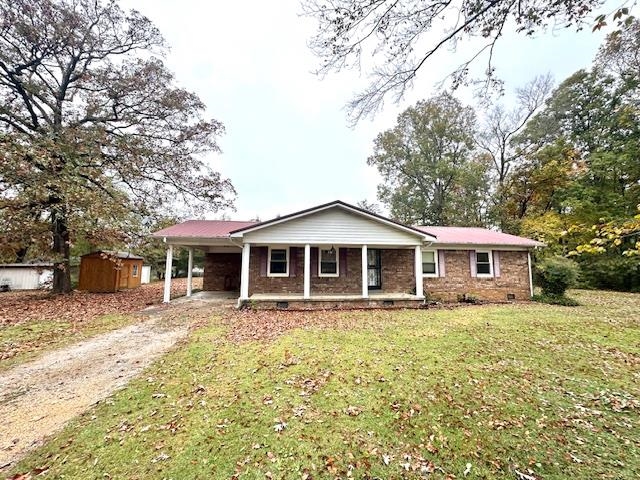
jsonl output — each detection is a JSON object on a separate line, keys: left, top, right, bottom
{"left": 244, "top": 298, "right": 425, "bottom": 310}
{"left": 424, "top": 250, "right": 531, "bottom": 302}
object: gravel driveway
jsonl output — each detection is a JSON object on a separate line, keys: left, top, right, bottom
{"left": 0, "top": 295, "right": 232, "bottom": 470}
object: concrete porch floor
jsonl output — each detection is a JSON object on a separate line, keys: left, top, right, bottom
{"left": 169, "top": 290, "right": 238, "bottom": 304}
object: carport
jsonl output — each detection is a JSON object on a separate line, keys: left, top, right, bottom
{"left": 152, "top": 220, "right": 257, "bottom": 302}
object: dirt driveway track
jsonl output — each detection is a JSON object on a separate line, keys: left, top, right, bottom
{"left": 0, "top": 293, "right": 233, "bottom": 470}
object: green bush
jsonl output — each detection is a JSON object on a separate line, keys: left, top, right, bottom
{"left": 535, "top": 256, "right": 580, "bottom": 296}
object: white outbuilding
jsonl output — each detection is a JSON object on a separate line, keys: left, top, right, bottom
{"left": 0, "top": 263, "right": 54, "bottom": 291}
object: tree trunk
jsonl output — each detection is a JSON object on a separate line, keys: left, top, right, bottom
{"left": 52, "top": 206, "right": 72, "bottom": 294}
{"left": 15, "top": 246, "right": 29, "bottom": 263}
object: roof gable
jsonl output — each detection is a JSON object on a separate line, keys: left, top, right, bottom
{"left": 231, "top": 200, "right": 434, "bottom": 242}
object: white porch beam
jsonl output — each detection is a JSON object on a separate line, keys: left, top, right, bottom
{"left": 361, "top": 245, "right": 368, "bottom": 298}
{"left": 415, "top": 245, "right": 424, "bottom": 298}
{"left": 304, "top": 244, "right": 311, "bottom": 299}
{"left": 186, "top": 247, "right": 194, "bottom": 297}
{"left": 163, "top": 244, "right": 173, "bottom": 303}
{"left": 240, "top": 242, "right": 251, "bottom": 301}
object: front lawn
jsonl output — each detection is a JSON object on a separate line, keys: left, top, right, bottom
{"left": 9, "top": 290, "right": 640, "bottom": 479}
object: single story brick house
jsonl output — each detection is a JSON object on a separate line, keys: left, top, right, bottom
{"left": 153, "top": 200, "right": 543, "bottom": 308}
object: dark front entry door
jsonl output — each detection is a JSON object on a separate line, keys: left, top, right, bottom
{"left": 367, "top": 248, "right": 382, "bottom": 290}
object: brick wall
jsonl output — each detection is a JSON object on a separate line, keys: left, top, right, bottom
{"left": 248, "top": 247, "right": 305, "bottom": 295}
{"left": 380, "top": 249, "right": 415, "bottom": 294}
{"left": 247, "top": 247, "right": 413, "bottom": 296}
{"left": 310, "top": 248, "right": 362, "bottom": 294}
{"left": 424, "top": 250, "right": 531, "bottom": 302}
{"left": 236, "top": 245, "right": 531, "bottom": 301}
{"left": 203, "top": 253, "right": 242, "bottom": 291}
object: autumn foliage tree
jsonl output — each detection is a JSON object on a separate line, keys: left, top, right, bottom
{"left": 368, "top": 94, "right": 486, "bottom": 225}
{"left": 0, "top": 0, "right": 234, "bottom": 292}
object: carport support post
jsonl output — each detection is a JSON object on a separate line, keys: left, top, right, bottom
{"left": 304, "top": 244, "right": 310, "bottom": 299}
{"left": 361, "top": 245, "right": 368, "bottom": 298}
{"left": 528, "top": 251, "right": 534, "bottom": 298}
{"left": 414, "top": 245, "right": 424, "bottom": 298}
{"left": 186, "top": 247, "right": 193, "bottom": 297}
{"left": 163, "top": 244, "right": 173, "bottom": 303}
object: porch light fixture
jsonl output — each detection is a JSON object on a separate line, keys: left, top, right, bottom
{"left": 328, "top": 245, "right": 336, "bottom": 255}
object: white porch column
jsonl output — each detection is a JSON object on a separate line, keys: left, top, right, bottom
{"left": 240, "top": 242, "right": 251, "bottom": 301}
{"left": 163, "top": 244, "right": 173, "bottom": 303}
{"left": 304, "top": 244, "right": 311, "bottom": 299}
{"left": 361, "top": 245, "right": 368, "bottom": 298}
{"left": 527, "top": 251, "right": 534, "bottom": 298}
{"left": 186, "top": 247, "right": 194, "bottom": 297}
{"left": 414, "top": 245, "right": 424, "bottom": 298}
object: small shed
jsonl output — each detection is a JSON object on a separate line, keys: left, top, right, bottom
{"left": 141, "top": 265, "right": 152, "bottom": 284}
{"left": 78, "top": 251, "right": 144, "bottom": 293}
{"left": 0, "top": 263, "right": 54, "bottom": 291}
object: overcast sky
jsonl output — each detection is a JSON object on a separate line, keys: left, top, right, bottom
{"left": 122, "top": 0, "right": 619, "bottom": 221}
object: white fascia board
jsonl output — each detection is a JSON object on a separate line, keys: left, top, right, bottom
{"left": 162, "top": 236, "right": 240, "bottom": 247}
{"left": 431, "top": 243, "right": 536, "bottom": 251}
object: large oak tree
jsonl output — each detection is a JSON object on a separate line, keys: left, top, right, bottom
{"left": 0, "top": 0, "right": 234, "bottom": 292}
{"left": 368, "top": 94, "right": 487, "bottom": 225}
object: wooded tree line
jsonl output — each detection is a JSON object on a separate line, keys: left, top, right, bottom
{"left": 0, "top": 0, "right": 233, "bottom": 292}
{"left": 367, "top": 20, "right": 640, "bottom": 291}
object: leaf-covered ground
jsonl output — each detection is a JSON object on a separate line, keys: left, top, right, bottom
{"left": 0, "top": 278, "right": 202, "bottom": 368}
{"left": 7, "top": 290, "right": 640, "bottom": 479}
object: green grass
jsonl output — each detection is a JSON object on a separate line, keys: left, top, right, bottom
{"left": 532, "top": 292, "right": 581, "bottom": 306}
{"left": 8, "top": 290, "right": 640, "bottom": 479}
{"left": 0, "top": 314, "right": 136, "bottom": 370}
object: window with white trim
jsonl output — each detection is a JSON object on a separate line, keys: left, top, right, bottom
{"left": 476, "top": 250, "right": 493, "bottom": 277}
{"left": 132, "top": 264, "right": 139, "bottom": 277}
{"left": 422, "top": 249, "right": 438, "bottom": 277}
{"left": 268, "top": 248, "right": 289, "bottom": 276}
{"left": 319, "top": 248, "right": 339, "bottom": 277}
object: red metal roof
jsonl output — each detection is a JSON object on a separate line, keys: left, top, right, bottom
{"left": 416, "top": 226, "right": 543, "bottom": 247}
{"left": 153, "top": 220, "right": 259, "bottom": 238}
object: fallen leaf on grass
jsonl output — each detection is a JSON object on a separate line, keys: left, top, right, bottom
{"left": 345, "top": 405, "right": 361, "bottom": 416}
{"left": 273, "top": 421, "right": 287, "bottom": 432}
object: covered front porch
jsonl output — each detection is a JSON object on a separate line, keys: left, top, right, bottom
{"left": 238, "top": 243, "right": 426, "bottom": 308}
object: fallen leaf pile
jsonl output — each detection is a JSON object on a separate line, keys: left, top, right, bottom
{"left": 0, "top": 278, "right": 201, "bottom": 326}
{"left": 222, "top": 309, "right": 380, "bottom": 343}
